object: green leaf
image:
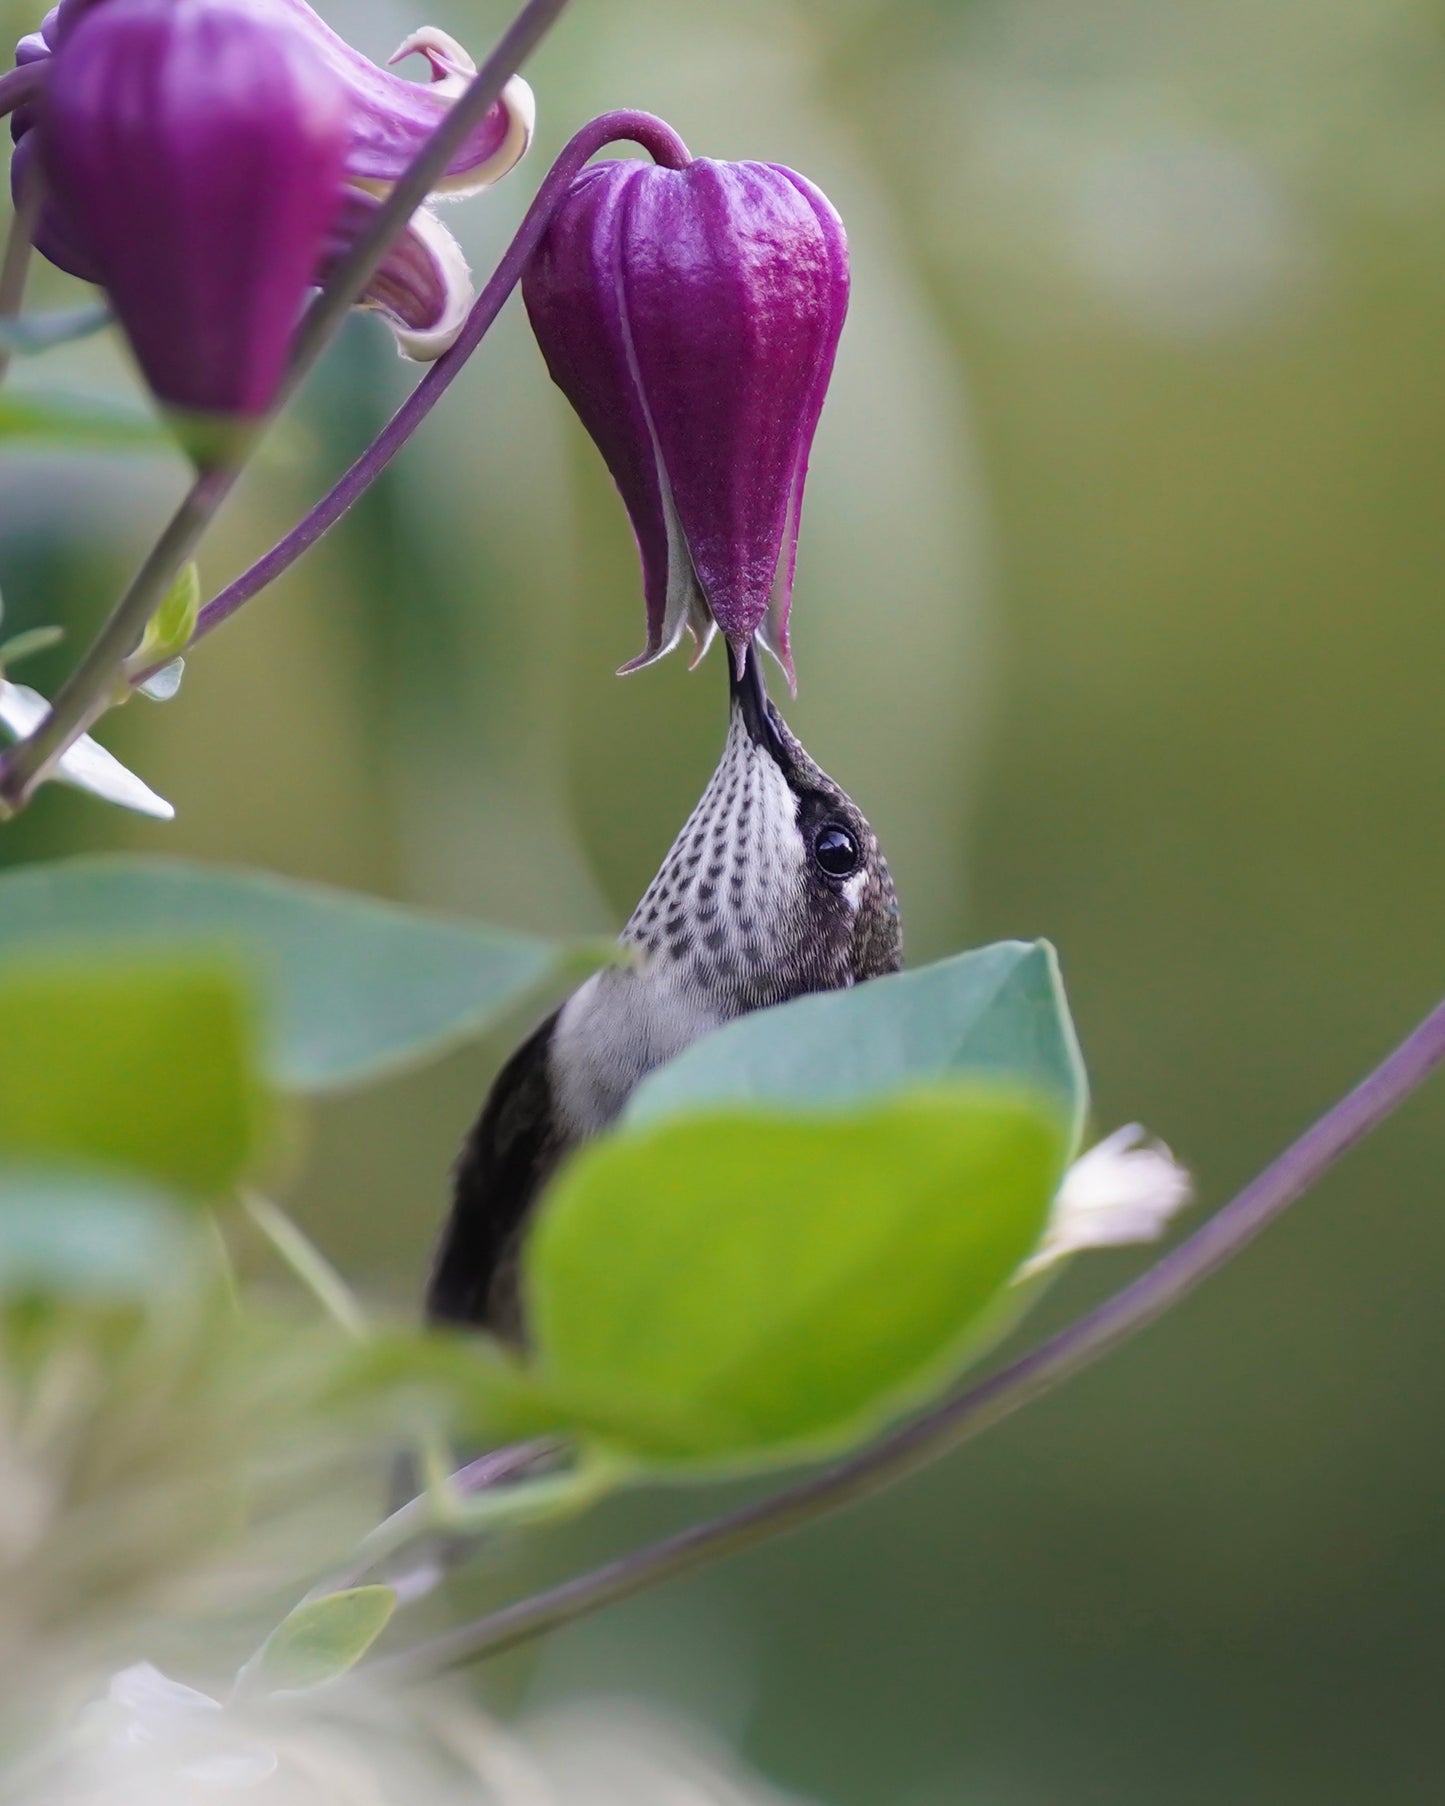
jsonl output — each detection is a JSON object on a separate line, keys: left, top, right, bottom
{"left": 626, "top": 942, "right": 1088, "bottom": 1149}
{"left": 125, "top": 563, "right": 198, "bottom": 683}
{"left": 0, "top": 956, "right": 266, "bottom": 1198}
{"left": 0, "top": 1171, "right": 194, "bottom": 1298}
{"left": 525, "top": 1085, "right": 1071, "bottom": 1469}
{"left": 0, "top": 387, "right": 165, "bottom": 448}
{"left": 0, "top": 305, "right": 112, "bottom": 356}
{"left": 0, "top": 857, "right": 609, "bottom": 1091}
{"left": 254, "top": 1586, "right": 397, "bottom": 1692}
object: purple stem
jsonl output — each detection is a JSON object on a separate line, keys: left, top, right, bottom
{"left": 0, "top": 63, "right": 43, "bottom": 118}
{"left": 369, "top": 990, "right": 1445, "bottom": 1680}
{"left": 133, "top": 109, "right": 692, "bottom": 682}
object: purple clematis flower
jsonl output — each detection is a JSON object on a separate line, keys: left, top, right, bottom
{"left": 522, "top": 157, "right": 849, "bottom": 687}
{"left": 10, "top": 0, "right": 533, "bottom": 418}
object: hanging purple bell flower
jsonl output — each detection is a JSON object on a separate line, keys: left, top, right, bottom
{"left": 10, "top": 0, "right": 534, "bottom": 419}
{"left": 522, "top": 157, "right": 849, "bottom": 686}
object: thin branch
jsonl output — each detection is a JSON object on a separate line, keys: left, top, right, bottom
{"left": 368, "top": 989, "right": 1445, "bottom": 1682}
{"left": 0, "top": 0, "right": 574, "bottom": 810}
{"left": 243, "top": 1190, "right": 369, "bottom": 1340}
{"left": 131, "top": 109, "right": 692, "bottom": 678}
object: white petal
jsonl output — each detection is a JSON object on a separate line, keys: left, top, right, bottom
{"left": 0, "top": 681, "right": 173, "bottom": 819}
{"left": 107, "top": 1661, "right": 222, "bottom": 1724}
{"left": 389, "top": 25, "right": 475, "bottom": 98}
{"left": 1017, "top": 1123, "right": 1193, "bottom": 1280}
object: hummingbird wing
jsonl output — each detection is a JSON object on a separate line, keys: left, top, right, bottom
{"left": 426, "top": 1008, "right": 566, "bottom": 1341}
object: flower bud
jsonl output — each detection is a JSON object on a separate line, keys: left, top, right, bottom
{"left": 39, "top": 0, "right": 351, "bottom": 420}
{"left": 11, "top": 0, "right": 536, "bottom": 419}
{"left": 523, "top": 157, "right": 849, "bottom": 685}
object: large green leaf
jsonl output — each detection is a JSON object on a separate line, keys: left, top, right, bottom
{"left": 0, "top": 857, "right": 607, "bottom": 1091}
{"left": 626, "top": 941, "right": 1088, "bottom": 1146}
{"left": 0, "top": 957, "right": 264, "bottom": 1198}
{"left": 525, "top": 1085, "right": 1071, "bottom": 1469}
{"left": 0, "top": 1172, "right": 195, "bottom": 1298}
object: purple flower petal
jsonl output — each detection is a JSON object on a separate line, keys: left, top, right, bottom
{"left": 523, "top": 156, "right": 849, "bottom": 683}
{"left": 40, "top": 0, "right": 351, "bottom": 418}
{"left": 524, "top": 162, "right": 694, "bottom": 670}
{"left": 261, "top": 0, "right": 533, "bottom": 194}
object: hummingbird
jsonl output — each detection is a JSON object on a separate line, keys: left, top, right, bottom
{"left": 425, "top": 646, "right": 903, "bottom": 1340}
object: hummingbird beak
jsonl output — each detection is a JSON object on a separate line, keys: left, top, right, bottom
{"left": 730, "top": 641, "right": 790, "bottom": 768}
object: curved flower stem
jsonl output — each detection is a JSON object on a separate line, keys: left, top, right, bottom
{"left": 368, "top": 990, "right": 1445, "bottom": 1683}
{"left": 0, "top": 0, "right": 573, "bottom": 811}
{"left": 130, "top": 109, "right": 692, "bottom": 679}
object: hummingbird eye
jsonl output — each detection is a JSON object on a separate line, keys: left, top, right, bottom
{"left": 812, "top": 822, "right": 862, "bottom": 878}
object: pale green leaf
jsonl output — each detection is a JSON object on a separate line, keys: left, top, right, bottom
{"left": 0, "top": 857, "right": 608, "bottom": 1091}
{"left": 255, "top": 1586, "right": 397, "bottom": 1691}
{"left": 0, "top": 305, "right": 112, "bottom": 356}
{"left": 627, "top": 942, "right": 1087, "bottom": 1148}
{"left": 0, "top": 1172, "right": 194, "bottom": 1298}
{"left": 0, "top": 625, "right": 64, "bottom": 668}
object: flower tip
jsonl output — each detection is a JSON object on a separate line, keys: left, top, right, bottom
{"left": 387, "top": 25, "right": 474, "bottom": 96}
{"left": 1017, "top": 1123, "right": 1193, "bottom": 1282}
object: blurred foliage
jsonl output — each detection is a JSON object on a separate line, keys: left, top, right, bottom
{"left": 3, "top": 0, "right": 1445, "bottom": 1799}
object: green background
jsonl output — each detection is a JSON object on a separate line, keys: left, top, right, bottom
{"left": 4, "top": 0, "right": 1443, "bottom": 1796}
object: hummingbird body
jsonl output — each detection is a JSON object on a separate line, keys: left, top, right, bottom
{"left": 426, "top": 651, "right": 902, "bottom": 1338}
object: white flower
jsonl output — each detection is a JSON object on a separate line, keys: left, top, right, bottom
{"left": 100, "top": 1664, "right": 278, "bottom": 1790}
{"left": 0, "top": 680, "right": 173, "bottom": 819}
{"left": 1018, "top": 1123, "right": 1193, "bottom": 1280}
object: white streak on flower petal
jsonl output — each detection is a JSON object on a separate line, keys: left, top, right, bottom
{"left": 1017, "top": 1123, "right": 1193, "bottom": 1280}
{"left": 385, "top": 206, "right": 472, "bottom": 361}
{"left": 423, "top": 71, "right": 535, "bottom": 199}
{"left": 0, "top": 681, "right": 173, "bottom": 819}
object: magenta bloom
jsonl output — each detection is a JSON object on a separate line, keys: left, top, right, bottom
{"left": 11, "top": 0, "right": 534, "bottom": 418}
{"left": 522, "top": 158, "right": 849, "bottom": 685}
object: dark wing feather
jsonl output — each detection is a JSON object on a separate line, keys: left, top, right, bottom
{"left": 425, "top": 1009, "right": 566, "bottom": 1341}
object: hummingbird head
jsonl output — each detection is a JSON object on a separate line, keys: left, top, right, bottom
{"left": 549, "top": 648, "right": 902, "bottom": 1142}
{"left": 624, "top": 646, "right": 902, "bottom": 1007}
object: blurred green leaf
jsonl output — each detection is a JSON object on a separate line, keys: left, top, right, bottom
{"left": 334, "top": 1324, "right": 559, "bottom": 1443}
{"left": 0, "top": 857, "right": 609, "bottom": 1091}
{"left": 626, "top": 941, "right": 1088, "bottom": 1148}
{"left": 0, "top": 305, "right": 112, "bottom": 356}
{"left": 0, "top": 1172, "right": 194, "bottom": 1298}
{"left": 0, "top": 956, "right": 265, "bottom": 1198}
{"left": 0, "top": 625, "right": 64, "bottom": 668}
{"left": 254, "top": 1586, "right": 396, "bottom": 1692}
{"left": 526, "top": 1086, "right": 1071, "bottom": 1468}
{"left": 0, "top": 387, "right": 164, "bottom": 448}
